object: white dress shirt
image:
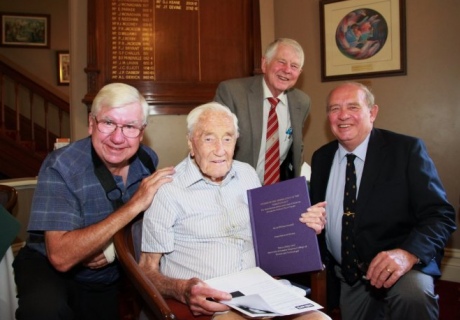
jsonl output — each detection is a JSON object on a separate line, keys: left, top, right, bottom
{"left": 142, "top": 156, "right": 261, "bottom": 280}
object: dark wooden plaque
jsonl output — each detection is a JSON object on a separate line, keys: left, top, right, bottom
{"left": 84, "top": 0, "right": 261, "bottom": 115}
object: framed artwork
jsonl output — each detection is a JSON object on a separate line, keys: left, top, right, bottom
{"left": 57, "top": 51, "right": 70, "bottom": 85}
{"left": 0, "top": 12, "right": 50, "bottom": 48}
{"left": 320, "top": 0, "right": 406, "bottom": 81}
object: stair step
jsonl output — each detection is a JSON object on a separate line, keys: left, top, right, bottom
{"left": 1, "top": 128, "right": 50, "bottom": 154}
{"left": 2, "top": 129, "right": 18, "bottom": 140}
{"left": 35, "top": 151, "right": 49, "bottom": 159}
{"left": 19, "top": 140, "right": 35, "bottom": 149}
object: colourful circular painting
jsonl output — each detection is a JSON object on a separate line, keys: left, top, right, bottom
{"left": 335, "top": 8, "right": 388, "bottom": 60}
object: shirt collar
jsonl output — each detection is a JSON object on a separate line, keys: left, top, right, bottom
{"left": 262, "top": 78, "right": 287, "bottom": 106}
{"left": 337, "top": 132, "right": 371, "bottom": 163}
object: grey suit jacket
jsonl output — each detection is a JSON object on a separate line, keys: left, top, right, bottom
{"left": 214, "top": 75, "right": 310, "bottom": 179}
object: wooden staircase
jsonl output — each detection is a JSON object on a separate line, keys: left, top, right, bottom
{"left": 0, "top": 55, "right": 70, "bottom": 179}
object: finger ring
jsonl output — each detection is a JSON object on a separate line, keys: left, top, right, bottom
{"left": 386, "top": 268, "right": 392, "bottom": 273}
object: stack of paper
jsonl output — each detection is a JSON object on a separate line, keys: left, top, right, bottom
{"left": 205, "top": 267, "right": 323, "bottom": 318}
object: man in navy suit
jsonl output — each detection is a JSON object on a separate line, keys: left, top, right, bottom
{"left": 300, "top": 82, "right": 456, "bottom": 320}
{"left": 214, "top": 38, "right": 310, "bottom": 184}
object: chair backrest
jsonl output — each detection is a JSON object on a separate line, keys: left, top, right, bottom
{"left": 114, "top": 217, "right": 177, "bottom": 319}
{"left": 0, "top": 185, "right": 18, "bottom": 213}
{"left": 131, "top": 218, "right": 143, "bottom": 263}
{"left": 114, "top": 217, "right": 211, "bottom": 320}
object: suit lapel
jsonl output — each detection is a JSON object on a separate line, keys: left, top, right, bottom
{"left": 286, "top": 91, "right": 302, "bottom": 174}
{"left": 356, "top": 129, "right": 387, "bottom": 212}
{"left": 321, "top": 144, "right": 337, "bottom": 197}
{"left": 247, "top": 76, "right": 264, "bottom": 165}
{"left": 311, "top": 141, "right": 337, "bottom": 204}
{"left": 286, "top": 90, "right": 302, "bottom": 132}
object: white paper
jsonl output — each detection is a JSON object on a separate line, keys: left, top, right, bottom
{"left": 205, "top": 267, "right": 322, "bottom": 318}
{"left": 300, "top": 162, "right": 311, "bottom": 182}
{"left": 103, "top": 241, "right": 116, "bottom": 263}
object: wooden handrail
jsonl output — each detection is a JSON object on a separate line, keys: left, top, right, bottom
{"left": 0, "top": 56, "right": 69, "bottom": 114}
{"left": 0, "top": 54, "right": 70, "bottom": 178}
{"left": 0, "top": 54, "right": 69, "bottom": 153}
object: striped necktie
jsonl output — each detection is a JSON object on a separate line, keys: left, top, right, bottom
{"left": 263, "top": 97, "right": 280, "bottom": 185}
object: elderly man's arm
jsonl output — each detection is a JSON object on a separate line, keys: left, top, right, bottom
{"left": 45, "top": 167, "right": 175, "bottom": 272}
{"left": 139, "top": 252, "right": 232, "bottom": 316}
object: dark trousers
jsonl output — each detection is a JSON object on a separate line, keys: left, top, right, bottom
{"left": 13, "top": 246, "right": 121, "bottom": 320}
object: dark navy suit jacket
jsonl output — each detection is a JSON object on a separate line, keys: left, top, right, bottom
{"left": 310, "top": 128, "right": 456, "bottom": 308}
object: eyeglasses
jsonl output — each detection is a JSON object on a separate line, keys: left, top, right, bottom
{"left": 93, "top": 116, "right": 146, "bottom": 138}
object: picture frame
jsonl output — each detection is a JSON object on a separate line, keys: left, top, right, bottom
{"left": 320, "top": 0, "right": 406, "bottom": 81}
{"left": 57, "top": 51, "right": 70, "bottom": 86}
{"left": 0, "top": 12, "right": 50, "bottom": 48}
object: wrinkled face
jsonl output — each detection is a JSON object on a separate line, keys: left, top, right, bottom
{"left": 188, "top": 111, "right": 237, "bottom": 183}
{"left": 327, "top": 84, "right": 378, "bottom": 151}
{"left": 261, "top": 44, "right": 302, "bottom": 97}
{"left": 88, "top": 102, "right": 145, "bottom": 173}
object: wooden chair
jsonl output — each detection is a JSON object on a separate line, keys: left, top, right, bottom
{"left": 308, "top": 267, "right": 327, "bottom": 308}
{"left": 114, "top": 217, "right": 326, "bottom": 319}
{"left": 113, "top": 217, "right": 211, "bottom": 319}
{"left": 0, "top": 184, "right": 18, "bottom": 213}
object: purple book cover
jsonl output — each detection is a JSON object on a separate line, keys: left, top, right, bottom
{"left": 247, "top": 176, "right": 322, "bottom": 276}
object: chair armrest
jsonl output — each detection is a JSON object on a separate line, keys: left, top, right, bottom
{"left": 114, "top": 227, "right": 176, "bottom": 319}
{"left": 309, "top": 268, "right": 327, "bottom": 308}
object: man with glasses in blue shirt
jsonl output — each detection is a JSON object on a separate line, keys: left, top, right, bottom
{"left": 13, "top": 83, "right": 175, "bottom": 320}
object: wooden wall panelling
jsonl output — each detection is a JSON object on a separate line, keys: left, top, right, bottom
{"left": 84, "top": 0, "right": 261, "bottom": 115}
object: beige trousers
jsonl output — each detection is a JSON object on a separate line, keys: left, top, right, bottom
{"left": 212, "top": 310, "right": 331, "bottom": 320}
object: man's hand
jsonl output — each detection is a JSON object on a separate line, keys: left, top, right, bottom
{"left": 140, "top": 253, "right": 232, "bottom": 316}
{"left": 126, "top": 166, "right": 175, "bottom": 214}
{"left": 82, "top": 251, "right": 109, "bottom": 269}
{"left": 183, "top": 279, "right": 232, "bottom": 316}
{"left": 299, "top": 201, "right": 327, "bottom": 234}
{"left": 366, "top": 249, "right": 419, "bottom": 289}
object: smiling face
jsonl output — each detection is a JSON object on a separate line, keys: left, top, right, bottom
{"left": 88, "top": 102, "right": 144, "bottom": 174}
{"left": 327, "top": 83, "right": 379, "bottom": 151}
{"left": 187, "top": 110, "right": 237, "bottom": 183}
{"left": 261, "top": 43, "right": 302, "bottom": 97}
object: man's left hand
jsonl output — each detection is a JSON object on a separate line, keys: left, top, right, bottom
{"left": 83, "top": 251, "right": 109, "bottom": 269}
{"left": 365, "top": 249, "right": 419, "bottom": 289}
{"left": 184, "top": 280, "right": 232, "bottom": 316}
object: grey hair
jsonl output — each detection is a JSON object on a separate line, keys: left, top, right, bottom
{"left": 326, "top": 81, "right": 375, "bottom": 111}
{"left": 264, "top": 38, "right": 305, "bottom": 69}
{"left": 91, "top": 83, "right": 149, "bottom": 124}
{"left": 187, "top": 102, "right": 239, "bottom": 137}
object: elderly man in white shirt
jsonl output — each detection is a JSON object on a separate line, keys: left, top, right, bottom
{"left": 140, "top": 102, "right": 330, "bottom": 320}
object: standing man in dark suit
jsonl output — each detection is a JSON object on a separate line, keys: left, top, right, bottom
{"left": 214, "top": 38, "right": 310, "bottom": 184}
{"left": 300, "top": 82, "right": 456, "bottom": 320}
